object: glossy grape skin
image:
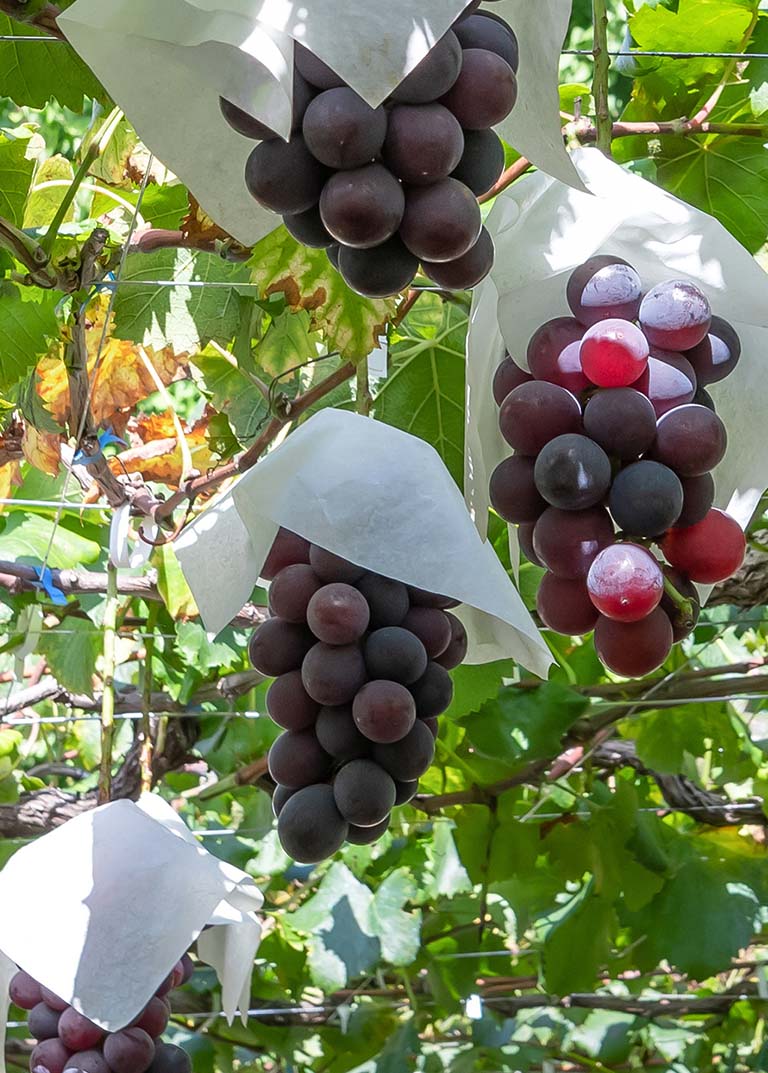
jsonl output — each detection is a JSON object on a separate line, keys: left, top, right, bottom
{"left": 677, "top": 473, "right": 716, "bottom": 528}
{"left": 518, "top": 523, "right": 543, "bottom": 566}
{"left": 262, "top": 529, "right": 310, "bottom": 580}
{"left": 277, "top": 784, "right": 348, "bottom": 863}
{"left": 661, "top": 568, "right": 701, "bottom": 642}
{"left": 352, "top": 681, "right": 417, "bottom": 743}
{"left": 333, "top": 759, "right": 396, "bottom": 826}
{"left": 266, "top": 670, "right": 320, "bottom": 731}
{"left": 272, "top": 784, "right": 297, "bottom": 818}
{"left": 454, "top": 12, "right": 519, "bottom": 70}
{"left": 499, "top": 381, "right": 582, "bottom": 455}
{"left": 57, "top": 1008, "right": 105, "bottom": 1051}
{"left": 536, "top": 574, "right": 599, "bottom": 635}
{"left": 268, "top": 563, "right": 322, "bottom": 622}
{"left": 492, "top": 356, "right": 532, "bottom": 406}
{"left": 400, "top": 178, "right": 481, "bottom": 262}
{"left": 103, "top": 1028, "right": 155, "bottom": 1073}
{"left": 294, "top": 43, "right": 345, "bottom": 90}
{"left": 661, "top": 509, "right": 746, "bottom": 584}
{"left": 315, "top": 705, "right": 370, "bottom": 761}
{"left": 533, "top": 507, "right": 615, "bottom": 580}
{"left": 526, "top": 318, "right": 588, "bottom": 393}
{"left": 146, "top": 1043, "right": 193, "bottom": 1073}
{"left": 434, "top": 613, "right": 468, "bottom": 670}
{"left": 608, "top": 461, "right": 683, "bottom": 538}
{"left": 373, "top": 721, "right": 435, "bottom": 781}
{"left": 302, "top": 642, "right": 368, "bottom": 705}
{"left": 393, "top": 779, "right": 419, "bottom": 805}
{"left": 567, "top": 255, "right": 643, "bottom": 327}
{"left": 401, "top": 608, "right": 452, "bottom": 659}
{"left": 9, "top": 971, "right": 41, "bottom": 1010}
{"left": 268, "top": 730, "right": 333, "bottom": 788}
{"left": 364, "top": 628, "right": 428, "bottom": 685}
{"left": 583, "top": 388, "right": 657, "bottom": 460}
{"left": 635, "top": 349, "right": 697, "bottom": 417}
{"left": 440, "top": 49, "right": 517, "bottom": 129}
{"left": 391, "top": 31, "right": 463, "bottom": 104}
{"left": 422, "top": 227, "right": 495, "bottom": 290}
{"left": 410, "top": 662, "right": 454, "bottom": 718}
{"left": 587, "top": 543, "right": 664, "bottom": 623}
{"left": 652, "top": 404, "right": 727, "bottom": 477}
{"left": 303, "top": 88, "right": 387, "bottom": 169}
{"left": 450, "top": 129, "right": 505, "bottom": 197}
{"left": 306, "top": 583, "right": 370, "bottom": 644}
{"left": 640, "top": 279, "right": 712, "bottom": 351}
{"left": 327, "top": 245, "right": 341, "bottom": 270}
{"left": 249, "top": 618, "right": 314, "bottom": 677}
{"left": 686, "top": 316, "right": 741, "bottom": 385}
{"left": 594, "top": 607, "right": 674, "bottom": 677}
{"left": 534, "top": 434, "right": 612, "bottom": 511}
{"left": 489, "top": 455, "right": 546, "bottom": 524}
{"left": 580, "top": 318, "right": 650, "bottom": 387}
{"left": 347, "top": 816, "right": 391, "bottom": 845}
{"left": 283, "top": 207, "right": 334, "bottom": 249}
{"left": 356, "top": 574, "right": 409, "bottom": 628}
{"left": 338, "top": 238, "right": 419, "bottom": 299}
{"left": 384, "top": 104, "right": 464, "bottom": 185}
{"left": 309, "top": 546, "right": 365, "bottom": 583}
{"left": 245, "top": 136, "right": 326, "bottom": 214}
{"left": 320, "top": 164, "right": 404, "bottom": 248}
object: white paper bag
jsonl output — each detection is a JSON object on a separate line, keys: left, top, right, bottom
{"left": 465, "top": 147, "right": 768, "bottom": 549}
{"left": 0, "top": 793, "right": 263, "bottom": 1071}
{"left": 59, "top": 0, "right": 581, "bottom": 245}
{"left": 175, "top": 408, "right": 553, "bottom": 677}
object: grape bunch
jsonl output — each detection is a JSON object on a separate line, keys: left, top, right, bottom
{"left": 249, "top": 528, "right": 468, "bottom": 863}
{"left": 9, "top": 958, "right": 193, "bottom": 1073}
{"left": 221, "top": 5, "right": 518, "bottom": 297}
{"left": 490, "top": 257, "right": 747, "bottom": 678}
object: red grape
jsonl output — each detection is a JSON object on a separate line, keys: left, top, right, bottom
{"left": 526, "top": 318, "right": 589, "bottom": 393}
{"left": 499, "top": 381, "right": 582, "bottom": 455}
{"left": 248, "top": 618, "right": 314, "bottom": 677}
{"left": 307, "top": 583, "right": 370, "bottom": 644}
{"left": 401, "top": 608, "right": 452, "bottom": 659}
{"left": 9, "top": 971, "right": 41, "bottom": 1010}
{"left": 383, "top": 103, "right": 464, "bottom": 185}
{"left": 309, "top": 545, "right": 365, "bottom": 583}
{"left": 661, "top": 509, "right": 746, "bottom": 584}
{"left": 245, "top": 136, "right": 327, "bottom": 214}
{"left": 29, "top": 1003, "right": 61, "bottom": 1040}
{"left": 533, "top": 507, "right": 615, "bottom": 579}
{"left": 434, "top": 613, "right": 468, "bottom": 670}
{"left": 65, "top": 1049, "right": 111, "bottom": 1073}
{"left": 221, "top": 70, "right": 313, "bottom": 141}
{"left": 302, "top": 88, "right": 387, "bottom": 169}
{"left": 518, "top": 523, "right": 543, "bottom": 566}
{"left": 594, "top": 607, "right": 673, "bottom": 677}
{"left": 534, "top": 434, "right": 612, "bottom": 511}
{"left": 536, "top": 574, "right": 599, "bottom": 635}
{"left": 608, "top": 461, "right": 683, "bottom": 537}
{"left": 652, "top": 404, "right": 727, "bottom": 477}
{"left": 407, "top": 588, "right": 460, "bottom": 610}
{"left": 567, "top": 255, "right": 643, "bottom": 327}
{"left": 489, "top": 455, "right": 546, "bottom": 524}
{"left": 634, "top": 349, "right": 697, "bottom": 417}
{"left": 422, "top": 227, "right": 495, "bottom": 290}
{"left": 268, "top": 564, "right": 322, "bottom": 622}
{"left": 262, "top": 529, "right": 310, "bottom": 580}
{"left": 587, "top": 543, "right": 664, "bottom": 622}
{"left": 391, "top": 31, "right": 463, "bottom": 104}
{"left": 686, "top": 315, "right": 741, "bottom": 385}
{"left": 583, "top": 388, "right": 657, "bottom": 459}
{"left": 677, "top": 473, "right": 715, "bottom": 528}
{"left": 347, "top": 817, "right": 391, "bottom": 844}
{"left": 283, "top": 207, "right": 334, "bottom": 249}
{"left": 440, "top": 49, "right": 517, "bottom": 129}
{"left": 580, "top": 318, "right": 649, "bottom": 387}
{"left": 640, "top": 279, "right": 712, "bottom": 351}
{"left": 103, "top": 1028, "right": 155, "bottom": 1073}
{"left": 30, "top": 1039, "right": 72, "bottom": 1073}
{"left": 400, "top": 178, "right": 482, "bottom": 262}
{"left": 267, "top": 730, "right": 332, "bottom": 788}
{"left": 302, "top": 642, "right": 367, "bottom": 705}
{"left": 333, "top": 759, "right": 396, "bottom": 826}
{"left": 40, "top": 989, "right": 69, "bottom": 1012}
{"left": 492, "top": 355, "right": 532, "bottom": 406}
{"left": 57, "top": 1009, "right": 104, "bottom": 1051}
{"left": 132, "top": 997, "right": 170, "bottom": 1039}
{"left": 266, "top": 670, "right": 319, "bottom": 731}
{"left": 320, "top": 164, "right": 404, "bottom": 248}
{"left": 353, "top": 681, "right": 416, "bottom": 743}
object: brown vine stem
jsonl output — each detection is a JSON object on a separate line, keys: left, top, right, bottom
{"left": 478, "top": 157, "right": 532, "bottom": 204}
{"left": 139, "top": 602, "right": 159, "bottom": 793}
{"left": 592, "top": 0, "right": 612, "bottom": 155}
{"left": 97, "top": 562, "right": 118, "bottom": 804}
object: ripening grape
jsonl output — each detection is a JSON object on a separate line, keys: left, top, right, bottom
{"left": 268, "top": 730, "right": 332, "bottom": 788}
{"left": 489, "top": 455, "right": 546, "bottom": 524}
{"left": 249, "top": 618, "right": 314, "bottom": 677}
{"left": 306, "top": 583, "right": 370, "bottom": 644}
{"left": 399, "top": 178, "right": 481, "bottom": 262}
{"left": 640, "top": 279, "right": 712, "bottom": 351}
{"left": 450, "top": 129, "right": 505, "bottom": 197}
{"left": 492, "top": 355, "right": 532, "bottom": 406}
{"left": 220, "top": 69, "right": 313, "bottom": 140}
{"left": 401, "top": 607, "right": 452, "bottom": 659}
{"left": 347, "top": 817, "right": 391, "bottom": 844}
{"left": 294, "top": 43, "right": 345, "bottom": 90}
{"left": 661, "top": 568, "right": 701, "bottom": 641}
{"left": 30, "top": 1039, "right": 72, "bottom": 1073}
{"left": 534, "top": 434, "right": 612, "bottom": 511}
{"left": 146, "top": 1043, "right": 192, "bottom": 1073}
{"left": 338, "top": 238, "right": 419, "bottom": 298}
{"left": 272, "top": 784, "right": 296, "bottom": 818}
{"left": 580, "top": 318, "right": 650, "bottom": 387}
{"left": 686, "top": 316, "right": 741, "bottom": 385}
{"left": 634, "top": 349, "right": 697, "bottom": 417}
{"left": 533, "top": 507, "right": 615, "bottom": 579}
{"left": 435, "top": 613, "right": 468, "bottom": 670}
{"left": 9, "top": 971, "right": 41, "bottom": 1010}
{"left": 268, "top": 563, "right": 322, "bottom": 622}
{"left": 526, "top": 318, "right": 588, "bottom": 394}
{"left": 440, "top": 48, "right": 517, "bottom": 129}
{"left": 677, "top": 473, "right": 715, "bottom": 528}
{"left": 422, "top": 227, "right": 495, "bottom": 290}
{"left": 536, "top": 574, "right": 599, "bottom": 636}
{"left": 320, "top": 164, "right": 404, "bottom": 248}
{"left": 652, "top": 404, "right": 727, "bottom": 477}
{"left": 245, "top": 136, "right": 327, "bottom": 214}
{"left": 29, "top": 1003, "right": 62, "bottom": 1040}
{"left": 66, "top": 1049, "right": 112, "bottom": 1073}
{"left": 410, "top": 661, "right": 454, "bottom": 718}
{"left": 57, "top": 1009, "right": 104, "bottom": 1051}
{"left": 352, "top": 680, "right": 417, "bottom": 743}
{"left": 132, "top": 998, "right": 170, "bottom": 1040}
{"left": 103, "top": 1028, "right": 155, "bottom": 1073}
{"left": 608, "top": 461, "right": 683, "bottom": 537}
{"left": 583, "top": 388, "right": 657, "bottom": 460}
{"left": 310, "top": 545, "right": 365, "bottom": 583}
{"left": 373, "top": 720, "right": 436, "bottom": 781}
{"left": 283, "top": 207, "right": 334, "bottom": 249}
{"left": 391, "top": 31, "right": 463, "bottom": 104}
{"left": 365, "top": 628, "right": 428, "bottom": 684}
{"left": 302, "top": 642, "right": 368, "bottom": 705}
{"left": 355, "top": 574, "right": 409, "bottom": 627}
{"left": 594, "top": 608, "right": 674, "bottom": 677}
{"left": 302, "top": 88, "right": 387, "bottom": 169}
{"left": 454, "top": 12, "right": 519, "bottom": 70}
{"left": 394, "top": 779, "right": 419, "bottom": 805}
{"left": 587, "top": 544, "right": 664, "bottom": 622}
{"left": 383, "top": 104, "right": 464, "bottom": 185}
{"left": 333, "top": 759, "right": 396, "bottom": 826}
{"left": 277, "top": 784, "right": 348, "bottom": 863}
{"left": 499, "top": 381, "right": 582, "bottom": 455}
{"left": 266, "top": 671, "right": 319, "bottom": 731}
{"left": 315, "top": 705, "right": 370, "bottom": 761}
{"left": 661, "top": 509, "right": 746, "bottom": 584}
{"left": 262, "top": 529, "right": 311, "bottom": 580}
{"left": 566, "top": 255, "right": 643, "bottom": 327}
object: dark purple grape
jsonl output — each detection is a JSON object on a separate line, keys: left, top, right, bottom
{"left": 347, "top": 816, "right": 391, "bottom": 844}
{"left": 327, "top": 245, "right": 340, "bottom": 271}
{"left": 492, "top": 356, "right": 532, "bottom": 406}
{"left": 364, "top": 628, "right": 428, "bottom": 684}
{"left": 677, "top": 473, "right": 715, "bottom": 528}
{"left": 283, "top": 207, "right": 335, "bottom": 249}
{"left": 249, "top": 618, "right": 314, "bottom": 677}
{"left": 356, "top": 574, "right": 409, "bottom": 628}
{"left": 609, "top": 461, "right": 683, "bottom": 537}
{"left": 595, "top": 608, "right": 673, "bottom": 677}
{"left": 400, "top": 178, "right": 481, "bottom": 262}
{"left": 320, "top": 164, "right": 404, "bottom": 248}
{"left": 694, "top": 386, "right": 716, "bottom": 411}
{"left": 301, "top": 642, "right": 368, "bottom": 706}
{"left": 440, "top": 49, "right": 517, "bottom": 129}
{"left": 518, "top": 523, "right": 543, "bottom": 566}
{"left": 272, "top": 784, "right": 297, "bottom": 818}
{"left": 373, "top": 721, "right": 435, "bottom": 781}
{"left": 277, "top": 784, "right": 348, "bottom": 863}
{"left": 338, "top": 237, "right": 418, "bottom": 298}
{"left": 266, "top": 671, "right": 319, "bottom": 731}
{"left": 533, "top": 507, "right": 615, "bottom": 580}
{"left": 29, "top": 1002, "right": 62, "bottom": 1040}
{"left": 450, "top": 129, "right": 505, "bottom": 197}
{"left": 103, "top": 1029, "right": 155, "bottom": 1073}
{"left": 534, "top": 434, "right": 612, "bottom": 511}
{"left": 179, "top": 954, "right": 195, "bottom": 985}
{"left": 268, "top": 564, "right": 323, "bottom": 622}
{"left": 333, "top": 759, "right": 396, "bottom": 826}
{"left": 30, "top": 1039, "right": 72, "bottom": 1073}
{"left": 303, "top": 88, "right": 387, "bottom": 169}
{"left": 526, "top": 318, "right": 589, "bottom": 395}
{"left": 410, "top": 661, "right": 454, "bottom": 717}
{"left": 635, "top": 349, "right": 697, "bottom": 417}
{"left": 267, "top": 730, "right": 332, "bottom": 788}
{"left": 640, "top": 279, "right": 712, "bottom": 351}
{"left": 391, "top": 31, "right": 463, "bottom": 103}
{"left": 499, "top": 381, "right": 582, "bottom": 455}
{"left": 315, "top": 706, "right": 370, "bottom": 761}
{"left": 536, "top": 573, "right": 598, "bottom": 635}
{"left": 401, "top": 608, "right": 451, "bottom": 659}
{"left": 132, "top": 997, "right": 169, "bottom": 1039}
{"left": 393, "top": 779, "right": 419, "bottom": 805}
{"left": 422, "top": 227, "right": 495, "bottom": 290}
{"left": 652, "top": 404, "right": 727, "bottom": 477}
{"left": 434, "top": 613, "right": 468, "bottom": 670}
{"left": 454, "top": 13, "right": 519, "bottom": 70}
{"left": 353, "top": 681, "right": 417, "bottom": 743}
{"left": 489, "top": 455, "right": 546, "bottom": 524}
{"left": 583, "top": 388, "right": 657, "bottom": 459}
{"left": 309, "top": 545, "right": 365, "bottom": 583}
{"left": 686, "top": 316, "right": 741, "bottom": 385}
{"left": 566, "top": 255, "right": 643, "bottom": 327}
{"left": 9, "top": 971, "right": 41, "bottom": 1010}
{"left": 65, "top": 1049, "right": 111, "bottom": 1073}
{"left": 423, "top": 717, "right": 440, "bottom": 739}
{"left": 384, "top": 103, "right": 464, "bottom": 185}
{"left": 220, "top": 70, "right": 313, "bottom": 140}
{"left": 245, "top": 136, "right": 326, "bottom": 214}
{"left": 307, "top": 583, "right": 371, "bottom": 644}
{"left": 57, "top": 1009, "right": 104, "bottom": 1051}
{"left": 146, "top": 1044, "right": 192, "bottom": 1073}
{"left": 262, "top": 529, "right": 310, "bottom": 580}
{"left": 294, "top": 43, "right": 345, "bottom": 90}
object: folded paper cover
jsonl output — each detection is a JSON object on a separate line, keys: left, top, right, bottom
{"left": 175, "top": 409, "right": 553, "bottom": 678}
{"left": 0, "top": 794, "right": 262, "bottom": 1072}
{"left": 465, "top": 148, "right": 768, "bottom": 556}
{"left": 59, "top": 0, "right": 582, "bottom": 245}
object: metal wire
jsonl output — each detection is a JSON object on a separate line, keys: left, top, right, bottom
{"left": 0, "top": 500, "right": 109, "bottom": 511}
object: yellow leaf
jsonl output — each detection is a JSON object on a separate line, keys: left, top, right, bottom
{"left": 0, "top": 461, "right": 22, "bottom": 513}
{"left": 112, "top": 410, "right": 217, "bottom": 487}
{"left": 21, "top": 425, "right": 61, "bottom": 476}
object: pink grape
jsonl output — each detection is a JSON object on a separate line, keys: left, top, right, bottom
{"left": 640, "top": 279, "right": 712, "bottom": 351}
{"left": 579, "top": 318, "right": 650, "bottom": 387}
{"left": 634, "top": 349, "right": 697, "bottom": 417}
{"left": 587, "top": 544, "right": 664, "bottom": 623}
{"left": 57, "top": 1008, "right": 105, "bottom": 1051}
{"left": 9, "top": 971, "right": 41, "bottom": 1010}
{"left": 661, "top": 509, "right": 746, "bottom": 584}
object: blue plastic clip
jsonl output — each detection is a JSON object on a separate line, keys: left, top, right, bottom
{"left": 72, "top": 426, "right": 128, "bottom": 467}
{"left": 31, "top": 566, "right": 68, "bottom": 606}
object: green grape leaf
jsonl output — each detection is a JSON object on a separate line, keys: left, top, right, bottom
{"left": 0, "top": 131, "right": 34, "bottom": 226}
{"left": 0, "top": 284, "right": 61, "bottom": 395}
{"left": 0, "top": 512, "right": 101, "bottom": 569}
{"left": 542, "top": 884, "right": 616, "bottom": 994}
{"left": 192, "top": 353, "right": 270, "bottom": 446}
{"left": 0, "top": 16, "right": 105, "bottom": 110}
{"left": 23, "top": 153, "right": 74, "bottom": 229}
{"left": 39, "top": 616, "right": 100, "bottom": 697}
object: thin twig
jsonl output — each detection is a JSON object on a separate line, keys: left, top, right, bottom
{"left": 97, "top": 563, "right": 118, "bottom": 804}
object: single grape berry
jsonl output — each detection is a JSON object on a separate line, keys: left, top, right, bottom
{"left": 29, "top": 1039, "right": 72, "bottom": 1073}
{"left": 40, "top": 988, "right": 69, "bottom": 1012}
{"left": 422, "top": 228, "right": 495, "bottom": 290}
{"left": 245, "top": 136, "right": 326, "bottom": 214}
{"left": 309, "top": 545, "right": 365, "bottom": 583}
{"left": 146, "top": 1043, "right": 192, "bottom": 1073}
{"left": 283, "top": 206, "right": 334, "bottom": 249}
{"left": 534, "top": 434, "right": 612, "bottom": 511}
{"left": 583, "top": 388, "right": 657, "bottom": 460}
{"left": 294, "top": 43, "right": 345, "bottom": 90}
{"left": 536, "top": 574, "right": 599, "bottom": 636}
{"left": 66, "top": 1048, "right": 111, "bottom": 1073}
{"left": 302, "top": 88, "right": 387, "bottom": 169}
{"left": 103, "top": 1028, "right": 155, "bottom": 1073}
{"left": 489, "top": 455, "right": 547, "bottom": 524}
{"left": 499, "top": 381, "right": 582, "bottom": 455}
{"left": 634, "top": 349, "right": 697, "bottom": 417}
{"left": 518, "top": 523, "right": 543, "bottom": 567}
{"left": 640, "top": 279, "right": 712, "bottom": 351}
{"left": 580, "top": 318, "right": 650, "bottom": 387}
{"left": 435, "top": 612, "right": 468, "bottom": 670}
{"left": 266, "top": 671, "right": 319, "bottom": 731}
{"left": 440, "top": 48, "right": 517, "bottom": 129}
{"left": 302, "top": 642, "right": 368, "bottom": 705}
{"left": 320, "top": 164, "right": 404, "bottom": 248}
{"left": 608, "top": 461, "right": 683, "bottom": 537}
{"left": 652, "top": 404, "right": 727, "bottom": 477}
{"left": 661, "top": 509, "right": 746, "bottom": 584}
{"left": 220, "top": 69, "right": 313, "bottom": 140}
{"left": 315, "top": 705, "right": 370, "bottom": 761}
{"left": 355, "top": 573, "right": 409, "bottom": 628}
{"left": 686, "top": 315, "right": 741, "bottom": 385}
{"left": 400, "top": 178, "right": 482, "bottom": 262}
{"left": 277, "top": 784, "right": 348, "bottom": 863}
{"left": 410, "top": 662, "right": 455, "bottom": 718}
{"left": 587, "top": 544, "right": 664, "bottom": 623}
{"left": 57, "top": 1008, "right": 104, "bottom": 1051}
{"left": 383, "top": 103, "right": 464, "bottom": 185}
{"left": 249, "top": 618, "right": 314, "bottom": 677}
{"left": 338, "top": 238, "right": 418, "bottom": 298}
{"left": 407, "top": 588, "right": 460, "bottom": 610}
{"left": 333, "top": 759, "right": 396, "bottom": 827}
{"left": 268, "top": 730, "right": 332, "bottom": 788}
{"left": 353, "top": 680, "right": 417, "bottom": 743}
{"left": 391, "top": 31, "right": 463, "bottom": 104}
{"left": 566, "top": 255, "right": 643, "bottom": 327}
{"left": 29, "top": 1002, "right": 62, "bottom": 1040}
{"left": 373, "top": 720, "right": 436, "bottom": 781}
{"left": 347, "top": 817, "right": 391, "bottom": 845}
{"left": 526, "top": 318, "right": 589, "bottom": 395}
{"left": 450, "top": 129, "right": 505, "bottom": 197}
{"left": 454, "top": 12, "right": 519, "bottom": 70}
{"left": 492, "top": 355, "right": 532, "bottom": 406}
{"left": 307, "top": 583, "right": 371, "bottom": 644}
{"left": 272, "top": 784, "right": 297, "bottom": 818}
{"left": 262, "top": 529, "right": 310, "bottom": 580}
{"left": 268, "top": 563, "right": 322, "bottom": 622}
{"left": 365, "top": 628, "right": 428, "bottom": 684}
{"left": 677, "top": 473, "right": 716, "bottom": 528}
{"left": 533, "top": 507, "right": 615, "bottom": 580}
{"left": 9, "top": 970, "right": 41, "bottom": 1010}
{"left": 132, "top": 997, "right": 170, "bottom": 1039}
{"left": 401, "top": 607, "right": 452, "bottom": 659}
{"left": 594, "top": 608, "right": 674, "bottom": 678}
{"left": 394, "top": 779, "right": 419, "bottom": 805}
